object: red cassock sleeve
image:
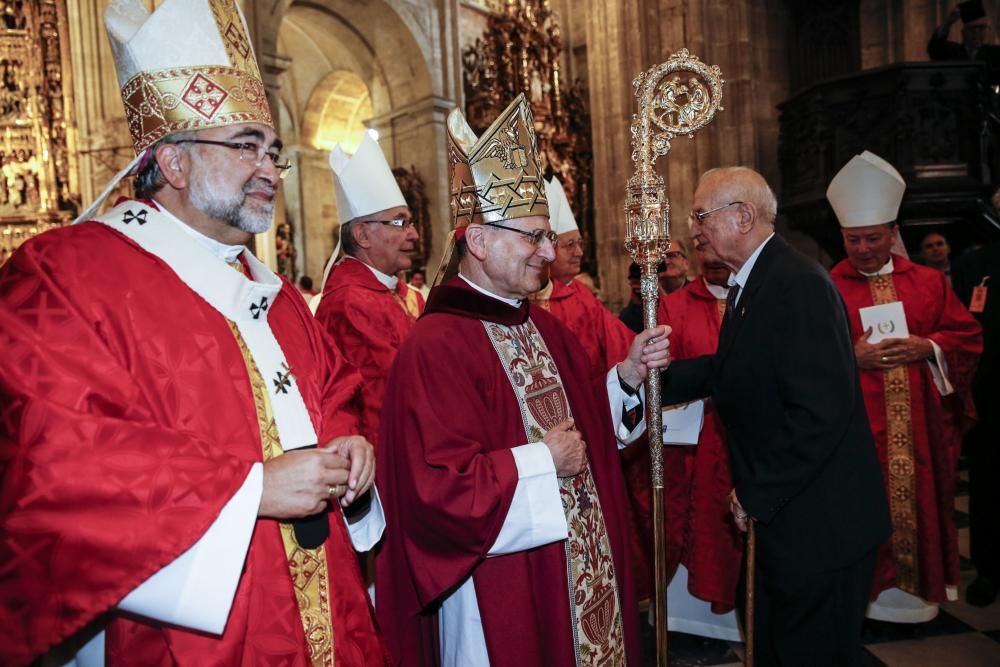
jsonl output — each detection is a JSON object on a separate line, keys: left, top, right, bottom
{"left": 314, "top": 285, "right": 405, "bottom": 448}
{"left": 550, "top": 281, "right": 634, "bottom": 382}
{"left": 0, "top": 236, "right": 251, "bottom": 665}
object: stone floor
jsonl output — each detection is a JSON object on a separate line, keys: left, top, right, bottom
{"left": 640, "top": 464, "right": 1000, "bottom": 666}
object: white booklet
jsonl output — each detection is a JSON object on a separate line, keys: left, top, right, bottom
{"left": 662, "top": 400, "right": 705, "bottom": 445}
{"left": 859, "top": 301, "right": 909, "bottom": 343}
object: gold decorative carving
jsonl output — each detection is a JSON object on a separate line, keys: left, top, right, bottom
{"left": 625, "top": 48, "right": 724, "bottom": 484}
{"left": 462, "top": 0, "right": 595, "bottom": 269}
{"left": 0, "top": 0, "right": 79, "bottom": 263}
{"left": 392, "top": 166, "right": 431, "bottom": 269}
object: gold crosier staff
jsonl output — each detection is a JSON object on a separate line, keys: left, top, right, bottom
{"left": 623, "top": 49, "right": 724, "bottom": 666}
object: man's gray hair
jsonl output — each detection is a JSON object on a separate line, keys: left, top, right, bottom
{"left": 133, "top": 131, "right": 197, "bottom": 199}
{"left": 702, "top": 166, "right": 777, "bottom": 226}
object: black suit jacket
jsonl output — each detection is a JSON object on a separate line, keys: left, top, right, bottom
{"left": 662, "top": 235, "right": 890, "bottom": 580}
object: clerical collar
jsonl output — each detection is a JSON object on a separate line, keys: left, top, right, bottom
{"left": 703, "top": 278, "right": 729, "bottom": 299}
{"left": 458, "top": 273, "right": 522, "bottom": 307}
{"left": 859, "top": 257, "right": 894, "bottom": 277}
{"left": 729, "top": 232, "right": 775, "bottom": 291}
{"left": 154, "top": 200, "right": 245, "bottom": 264}
{"left": 346, "top": 255, "right": 398, "bottom": 290}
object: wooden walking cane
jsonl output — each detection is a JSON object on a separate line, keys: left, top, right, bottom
{"left": 745, "top": 521, "right": 756, "bottom": 667}
{"left": 624, "top": 50, "right": 724, "bottom": 666}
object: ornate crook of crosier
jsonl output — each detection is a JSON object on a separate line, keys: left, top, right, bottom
{"left": 624, "top": 48, "right": 724, "bottom": 260}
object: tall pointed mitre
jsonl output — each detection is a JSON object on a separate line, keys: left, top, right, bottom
{"left": 329, "top": 134, "right": 406, "bottom": 223}
{"left": 544, "top": 176, "right": 578, "bottom": 235}
{"left": 434, "top": 94, "right": 549, "bottom": 284}
{"left": 826, "top": 150, "right": 905, "bottom": 228}
{"left": 310, "top": 134, "right": 408, "bottom": 311}
{"left": 76, "top": 0, "right": 272, "bottom": 222}
{"left": 106, "top": 0, "right": 271, "bottom": 153}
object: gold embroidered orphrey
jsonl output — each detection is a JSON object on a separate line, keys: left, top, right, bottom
{"left": 484, "top": 318, "right": 626, "bottom": 666}
{"left": 227, "top": 271, "right": 334, "bottom": 667}
{"left": 118, "top": 0, "right": 272, "bottom": 153}
{"left": 868, "top": 274, "right": 919, "bottom": 594}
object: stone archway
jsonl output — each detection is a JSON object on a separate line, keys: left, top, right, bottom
{"left": 249, "top": 0, "right": 460, "bottom": 281}
{"left": 302, "top": 71, "right": 373, "bottom": 153}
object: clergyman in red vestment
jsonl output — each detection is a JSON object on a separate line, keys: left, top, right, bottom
{"left": 0, "top": 2, "right": 387, "bottom": 665}
{"left": 657, "top": 243, "right": 743, "bottom": 637}
{"left": 314, "top": 133, "right": 423, "bottom": 449}
{"left": 827, "top": 151, "right": 983, "bottom": 622}
{"left": 375, "top": 94, "right": 670, "bottom": 667}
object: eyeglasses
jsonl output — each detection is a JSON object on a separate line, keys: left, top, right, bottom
{"left": 176, "top": 139, "right": 293, "bottom": 179}
{"left": 690, "top": 200, "right": 743, "bottom": 224}
{"left": 557, "top": 237, "right": 587, "bottom": 250}
{"left": 664, "top": 251, "right": 686, "bottom": 260}
{"left": 483, "top": 222, "right": 557, "bottom": 246}
{"left": 366, "top": 217, "right": 415, "bottom": 229}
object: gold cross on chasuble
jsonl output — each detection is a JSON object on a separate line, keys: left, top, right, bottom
{"left": 483, "top": 318, "right": 626, "bottom": 666}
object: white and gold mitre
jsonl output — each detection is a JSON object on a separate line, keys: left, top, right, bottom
{"left": 447, "top": 93, "right": 548, "bottom": 231}
{"left": 104, "top": 0, "right": 272, "bottom": 154}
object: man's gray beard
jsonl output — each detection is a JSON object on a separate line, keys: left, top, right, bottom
{"left": 189, "top": 176, "right": 274, "bottom": 235}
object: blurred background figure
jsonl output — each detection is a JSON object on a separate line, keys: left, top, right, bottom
{"left": 619, "top": 262, "right": 645, "bottom": 333}
{"left": 659, "top": 238, "right": 690, "bottom": 295}
{"left": 407, "top": 267, "right": 431, "bottom": 300}
{"left": 297, "top": 274, "right": 318, "bottom": 298}
{"left": 920, "top": 231, "right": 953, "bottom": 283}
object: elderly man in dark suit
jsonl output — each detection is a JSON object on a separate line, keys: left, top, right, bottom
{"left": 661, "top": 166, "right": 891, "bottom": 667}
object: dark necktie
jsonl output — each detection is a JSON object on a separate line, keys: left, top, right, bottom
{"left": 726, "top": 284, "right": 741, "bottom": 321}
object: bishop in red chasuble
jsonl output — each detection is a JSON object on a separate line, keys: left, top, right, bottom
{"left": 315, "top": 133, "right": 422, "bottom": 449}
{"left": 828, "top": 151, "right": 982, "bottom": 620}
{"left": 0, "top": 1, "right": 387, "bottom": 664}
{"left": 1, "top": 204, "right": 387, "bottom": 666}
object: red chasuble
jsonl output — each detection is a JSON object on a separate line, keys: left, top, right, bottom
{"left": 831, "top": 255, "right": 982, "bottom": 602}
{"left": 660, "top": 281, "right": 742, "bottom": 611}
{"left": 314, "top": 257, "right": 421, "bottom": 448}
{"left": 375, "top": 277, "right": 640, "bottom": 667}
{"left": 533, "top": 278, "right": 635, "bottom": 382}
{"left": 0, "top": 213, "right": 386, "bottom": 665}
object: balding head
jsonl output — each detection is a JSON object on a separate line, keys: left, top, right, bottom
{"left": 689, "top": 167, "right": 777, "bottom": 271}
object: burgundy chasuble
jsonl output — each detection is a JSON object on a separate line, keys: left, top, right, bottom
{"left": 375, "top": 276, "right": 640, "bottom": 667}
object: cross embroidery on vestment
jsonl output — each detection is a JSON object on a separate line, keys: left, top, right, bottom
{"left": 122, "top": 209, "right": 147, "bottom": 225}
{"left": 249, "top": 296, "right": 269, "bottom": 319}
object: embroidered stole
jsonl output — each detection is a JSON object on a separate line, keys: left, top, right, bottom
{"left": 716, "top": 297, "right": 727, "bottom": 322}
{"left": 92, "top": 201, "right": 336, "bottom": 664}
{"left": 230, "top": 265, "right": 334, "bottom": 666}
{"left": 397, "top": 283, "right": 422, "bottom": 319}
{"left": 527, "top": 280, "right": 554, "bottom": 312}
{"left": 484, "top": 318, "right": 626, "bottom": 667}
{"left": 868, "top": 274, "right": 919, "bottom": 593}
